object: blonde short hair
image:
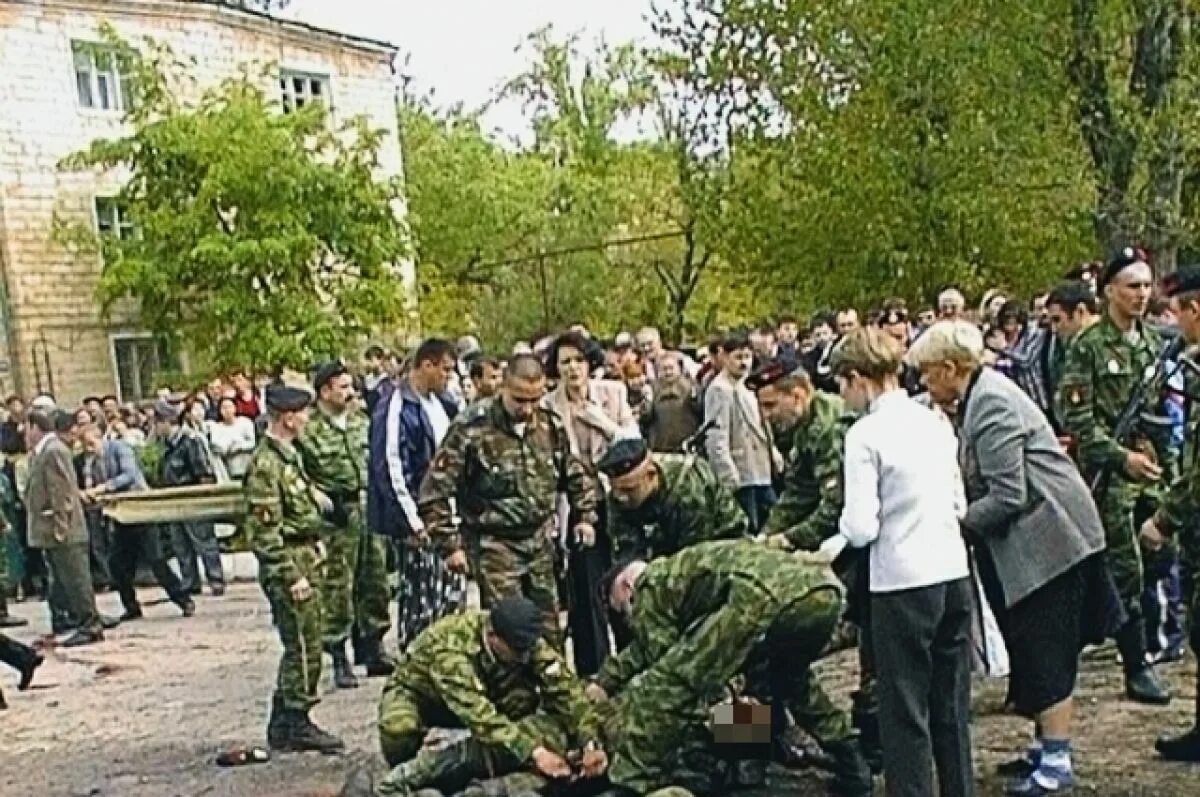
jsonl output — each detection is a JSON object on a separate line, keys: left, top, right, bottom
{"left": 831, "top": 327, "right": 904, "bottom": 381}
{"left": 906, "top": 320, "right": 984, "bottom": 369}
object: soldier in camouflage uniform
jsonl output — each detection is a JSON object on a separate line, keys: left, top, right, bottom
{"left": 244, "top": 385, "right": 343, "bottom": 753}
{"left": 597, "top": 438, "right": 748, "bottom": 563}
{"left": 1144, "top": 265, "right": 1200, "bottom": 761}
{"left": 590, "top": 540, "right": 873, "bottom": 797}
{"left": 418, "top": 355, "right": 598, "bottom": 648}
{"left": 753, "top": 366, "right": 882, "bottom": 773}
{"left": 297, "top": 362, "right": 393, "bottom": 690}
{"left": 1056, "top": 249, "right": 1172, "bottom": 704}
{"left": 359, "top": 596, "right": 608, "bottom": 796}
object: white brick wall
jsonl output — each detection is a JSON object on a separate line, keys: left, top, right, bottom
{"left": 0, "top": 0, "right": 404, "bottom": 403}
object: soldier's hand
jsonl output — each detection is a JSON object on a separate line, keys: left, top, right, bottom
{"left": 290, "top": 577, "right": 313, "bottom": 602}
{"left": 579, "top": 748, "right": 608, "bottom": 778}
{"left": 1139, "top": 517, "right": 1167, "bottom": 551}
{"left": 531, "top": 747, "right": 572, "bottom": 779}
{"left": 1124, "top": 451, "right": 1162, "bottom": 483}
{"left": 574, "top": 522, "right": 596, "bottom": 548}
{"left": 762, "top": 533, "right": 794, "bottom": 551}
{"left": 584, "top": 682, "right": 609, "bottom": 703}
{"left": 445, "top": 549, "right": 469, "bottom": 574}
{"left": 311, "top": 488, "right": 334, "bottom": 515}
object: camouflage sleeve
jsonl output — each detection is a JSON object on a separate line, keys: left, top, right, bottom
{"left": 594, "top": 632, "right": 654, "bottom": 695}
{"left": 704, "top": 466, "right": 751, "bottom": 542}
{"left": 559, "top": 431, "right": 599, "bottom": 525}
{"left": 418, "top": 423, "right": 470, "bottom": 556}
{"left": 430, "top": 651, "right": 543, "bottom": 763}
{"left": 1158, "top": 465, "right": 1200, "bottom": 537}
{"left": 1057, "top": 340, "right": 1127, "bottom": 475}
{"left": 534, "top": 644, "right": 603, "bottom": 746}
{"left": 785, "top": 426, "right": 846, "bottom": 550}
{"left": 244, "top": 460, "right": 301, "bottom": 586}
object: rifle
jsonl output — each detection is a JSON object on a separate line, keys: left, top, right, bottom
{"left": 681, "top": 418, "right": 718, "bottom": 456}
{"left": 1091, "top": 335, "right": 1186, "bottom": 499}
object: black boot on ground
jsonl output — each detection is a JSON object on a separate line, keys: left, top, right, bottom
{"left": 359, "top": 631, "right": 396, "bottom": 677}
{"left": 1156, "top": 683, "right": 1200, "bottom": 762}
{"left": 823, "top": 737, "right": 874, "bottom": 797}
{"left": 328, "top": 641, "right": 360, "bottom": 689}
{"left": 0, "top": 633, "right": 43, "bottom": 691}
{"left": 271, "top": 708, "right": 345, "bottom": 754}
{"left": 266, "top": 698, "right": 289, "bottom": 749}
{"left": 1118, "top": 620, "right": 1172, "bottom": 705}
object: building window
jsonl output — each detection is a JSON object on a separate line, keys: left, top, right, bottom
{"left": 72, "top": 42, "right": 129, "bottom": 112}
{"left": 112, "top": 336, "right": 164, "bottom": 402}
{"left": 279, "top": 70, "right": 331, "bottom": 112}
{"left": 95, "top": 197, "right": 135, "bottom": 240}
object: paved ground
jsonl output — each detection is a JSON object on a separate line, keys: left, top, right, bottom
{"left": 1, "top": 582, "right": 1198, "bottom": 796}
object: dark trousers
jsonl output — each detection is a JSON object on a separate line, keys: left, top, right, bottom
{"left": 43, "top": 543, "right": 101, "bottom": 634}
{"left": 170, "top": 521, "right": 224, "bottom": 593}
{"left": 871, "top": 577, "right": 974, "bottom": 797}
{"left": 735, "top": 485, "right": 777, "bottom": 533}
{"left": 565, "top": 537, "right": 612, "bottom": 677}
{"left": 110, "top": 522, "right": 190, "bottom": 611}
{"left": 85, "top": 509, "right": 112, "bottom": 589}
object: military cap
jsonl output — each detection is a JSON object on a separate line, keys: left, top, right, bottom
{"left": 312, "top": 360, "right": 348, "bottom": 393}
{"left": 1162, "top": 265, "right": 1200, "bottom": 298}
{"left": 745, "top": 360, "right": 790, "bottom": 392}
{"left": 154, "top": 398, "right": 181, "bottom": 422}
{"left": 265, "top": 384, "right": 312, "bottom": 414}
{"left": 490, "top": 596, "right": 542, "bottom": 653}
{"left": 596, "top": 437, "right": 649, "bottom": 480}
{"left": 1098, "top": 246, "right": 1149, "bottom": 289}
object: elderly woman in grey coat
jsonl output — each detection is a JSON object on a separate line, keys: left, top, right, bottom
{"left": 909, "top": 321, "right": 1108, "bottom": 797}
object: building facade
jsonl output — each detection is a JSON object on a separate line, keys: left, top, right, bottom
{"left": 0, "top": 0, "right": 401, "bottom": 404}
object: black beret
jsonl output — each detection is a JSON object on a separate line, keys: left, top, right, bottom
{"left": 265, "top": 385, "right": 312, "bottom": 413}
{"left": 745, "top": 360, "right": 790, "bottom": 392}
{"left": 1162, "top": 265, "right": 1200, "bottom": 298}
{"left": 312, "top": 360, "right": 348, "bottom": 393}
{"left": 1099, "top": 247, "right": 1149, "bottom": 289}
{"left": 596, "top": 437, "right": 649, "bottom": 480}
{"left": 490, "top": 596, "right": 542, "bottom": 653}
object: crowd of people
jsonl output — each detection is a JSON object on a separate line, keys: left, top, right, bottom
{"left": 3, "top": 250, "right": 1200, "bottom": 797}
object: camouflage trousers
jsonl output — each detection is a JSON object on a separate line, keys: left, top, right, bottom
{"left": 260, "top": 544, "right": 324, "bottom": 711}
{"left": 321, "top": 511, "right": 391, "bottom": 646}
{"left": 468, "top": 531, "right": 561, "bottom": 649}
{"left": 1098, "top": 484, "right": 1157, "bottom": 617}
{"left": 607, "top": 585, "right": 849, "bottom": 793}
{"left": 377, "top": 688, "right": 569, "bottom": 795}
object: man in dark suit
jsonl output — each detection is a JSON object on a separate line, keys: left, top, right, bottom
{"left": 25, "top": 410, "right": 103, "bottom": 647}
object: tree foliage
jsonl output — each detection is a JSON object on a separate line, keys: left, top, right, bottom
{"left": 59, "top": 30, "right": 408, "bottom": 372}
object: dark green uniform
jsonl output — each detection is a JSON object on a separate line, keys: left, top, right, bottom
{"left": 1057, "top": 316, "right": 1171, "bottom": 612}
{"left": 418, "top": 398, "right": 598, "bottom": 646}
{"left": 596, "top": 540, "right": 850, "bottom": 794}
{"left": 244, "top": 434, "right": 326, "bottom": 712}
{"left": 762, "top": 392, "right": 855, "bottom": 550}
{"left": 375, "top": 610, "right": 601, "bottom": 794}
{"left": 296, "top": 406, "right": 390, "bottom": 647}
{"left": 606, "top": 453, "right": 748, "bottom": 561}
{"left": 1158, "top": 401, "right": 1200, "bottom": 658}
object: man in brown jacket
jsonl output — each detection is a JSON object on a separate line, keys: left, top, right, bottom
{"left": 26, "top": 410, "right": 103, "bottom": 647}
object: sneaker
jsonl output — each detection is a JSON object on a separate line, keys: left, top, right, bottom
{"left": 1007, "top": 763, "right": 1075, "bottom": 796}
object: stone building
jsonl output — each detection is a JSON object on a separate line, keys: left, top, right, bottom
{"left": 0, "top": 0, "right": 401, "bottom": 404}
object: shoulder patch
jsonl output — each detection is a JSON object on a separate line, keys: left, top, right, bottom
{"left": 544, "top": 660, "right": 562, "bottom": 677}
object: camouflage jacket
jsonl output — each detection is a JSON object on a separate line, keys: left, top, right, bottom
{"left": 1160, "top": 386, "right": 1200, "bottom": 552}
{"left": 244, "top": 434, "right": 324, "bottom": 586}
{"left": 418, "top": 398, "right": 598, "bottom": 555}
{"left": 606, "top": 453, "right": 749, "bottom": 561}
{"left": 383, "top": 610, "right": 602, "bottom": 762}
{"left": 595, "top": 540, "right": 843, "bottom": 695}
{"left": 1057, "top": 315, "right": 1172, "bottom": 481}
{"left": 762, "top": 392, "right": 856, "bottom": 549}
{"left": 296, "top": 406, "right": 369, "bottom": 498}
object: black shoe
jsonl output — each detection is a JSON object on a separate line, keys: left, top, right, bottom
{"left": 61, "top": 629, "right": 104, "bottom": 648}
{"left": 99, "top": 613, "right": 121, "bottom": 630}
{"left": 995, "top": 756, "right": 1037, "bottom": 778}
{"left": 270, "top": 709, "right": 344, "bottom": 754}
{"left": 18, "top": 649, "right": 43, "bottom": 691}
{"left": 120, "top": 606, "right": 144, "bottom": 622}
{"left": 180, "top": 600, "right": 196, "bottom": 617}
{"left": 1127, "top": 665, "right": 1172, "bottom": 705}
{"left": 211, "top": 584, "right": 226, "bottom": 597}
{"left": 359, "top": 633, "right": 396, "bottom": 677}
{"left": 266, "top": 698, "right": 288, "bottom": 748}
{"left": 1156, "top": 726, "right": 1200, "bottom": 762}
{"left": 328, "top": 643, "right": 359, "bottom": 689}
{"left": 0, "top": 614, "right": 28, "bottom": 628}
{"left": 823, "top": 737, "right": 874, "bottom": 797}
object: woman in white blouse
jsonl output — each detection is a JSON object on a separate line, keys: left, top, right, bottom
{"left": 206, "top": 396, "right": 256, "bottom": 480}
{"left": 822, "top": 327, "right": 975, "bottom": 797}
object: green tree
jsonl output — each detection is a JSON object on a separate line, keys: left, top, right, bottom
{"left": 59, "top": 32, "right": 408, "bottom": 372}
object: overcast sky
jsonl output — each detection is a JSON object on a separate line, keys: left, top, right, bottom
{"left": 285, "top": 0, "right": 656, "bottom": 141}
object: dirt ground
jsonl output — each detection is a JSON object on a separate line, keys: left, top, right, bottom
{"left": 1, "top": 582, "right": 1197, "bottom": 797}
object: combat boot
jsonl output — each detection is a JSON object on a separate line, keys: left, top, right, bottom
{"left": 276, "top": 709, "right": 345, "bottom": 754}
{"left": 823, "top": 737, "right": 874, "bottom": 797}
{"left": 360, "top": 631, "right": 396, "bottom": 677}
{"left": 0, "top": 633, "right": 43, "bottom": 690}
{"left": 1156, "top": 681, "right": 1200, "bottom": 762}
{"left": 1117, "top": 619, "right": 1171, "bottom": 705}
{"left": 266, "top": 698, "right": 289, "bottom": 749}
{"left": 328, "top": 640, "right": 360, "bottom": 689}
